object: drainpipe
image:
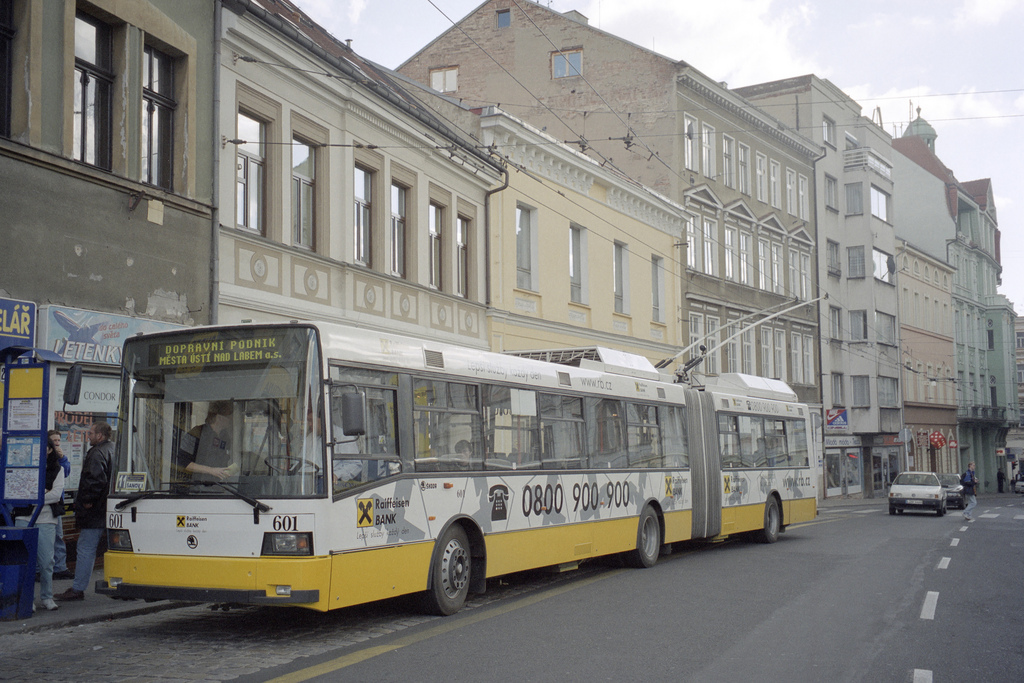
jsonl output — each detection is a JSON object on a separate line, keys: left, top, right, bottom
{"left": 483, "top": 162, "right": 509, "bottom": 308}
{"left": 210, "top": 0, "right": 223, "bottom": 324}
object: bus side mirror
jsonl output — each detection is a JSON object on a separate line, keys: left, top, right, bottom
{"left": 340, "top": 391, "right": 365, "bottom": 436}
{"left": 63, "top": 363, "right": 83, "bottom": 405}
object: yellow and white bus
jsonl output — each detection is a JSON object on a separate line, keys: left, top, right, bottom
{"left": 98, "top": 321, "right": 816, "bottom": 614}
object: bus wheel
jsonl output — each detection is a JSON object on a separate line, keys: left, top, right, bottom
{"left": 756, "top": 497, "right": 781, "bottom": 544}
{"left": 627, "top": 506, "right": 661, "bottom": 568}
{"left": 424, "top": 525, "right": 471, "bottom": 616}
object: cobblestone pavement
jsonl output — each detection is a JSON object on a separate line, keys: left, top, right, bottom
{"left": 0, "top": 566, "right": 603, "bottom": 682}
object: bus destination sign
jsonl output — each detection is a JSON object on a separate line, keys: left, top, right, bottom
{"left": 149, "top": 332, "right": 287, "bottom": 369}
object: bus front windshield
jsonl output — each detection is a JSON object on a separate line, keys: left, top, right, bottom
{"left": 115, "top": 326, "right": 326, "bottom": 499}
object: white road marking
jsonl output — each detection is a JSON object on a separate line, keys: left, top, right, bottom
{"left": 1014, "top": 515, "right": 1024, "bottom": 520}
{"left": 950, "top": 538, "right": 959, "bottom": 546}
{"left": 980, "top": 513, "right": 999, "bottom": 519}
{"left": 914, "top": 669, "right": 933, "bottom": 683}
{"left": 852, "top": 509, "right": 878, "bottom": 514}
{"left": 920, "top": 591, "right": 939, "bottom": 620}
{"left": 937, "top": 557, "right": 951, "bottom": 569}
{"left": 959, "top": 525, "right": 969, "bottom": 531}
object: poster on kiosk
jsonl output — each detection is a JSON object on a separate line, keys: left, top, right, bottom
{"left": 0, "top": 345, "right": 68, "bottom": 620}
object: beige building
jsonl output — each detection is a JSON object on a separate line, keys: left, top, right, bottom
{"left": 895, "top": 241, "right": 958, "bottom": 474}
{"left": 216, "top": 1, "right": 503, "bottom": 346}
{"left": 399, "top": 0, "right": 822, "bottom": 406}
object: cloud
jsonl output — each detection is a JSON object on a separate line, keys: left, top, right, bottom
{"left": 347, "top": 0, "right": 368, "bottom": 24}
{"left": 955, "top": 0, "right": 1024, "bottom": 25}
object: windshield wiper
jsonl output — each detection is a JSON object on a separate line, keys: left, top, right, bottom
{"left": 114, "top": 482, "right": 271, "bottom": 524}
{"left": 188, "top": 481, "right": 272, "bottom": 522}
{"left": 114, "top": 488, "right": 171, "bottom": 510}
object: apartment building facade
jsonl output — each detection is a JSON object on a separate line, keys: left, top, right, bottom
{"left": 398, "top": 0, "right": 822, "bottom": 408}
{"left": 736, "top": 76, "right": 900, "bottom": 497}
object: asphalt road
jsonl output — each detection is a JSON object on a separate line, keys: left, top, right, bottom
{"left": 3, "top": 497, "right": 1022, "bottom": 682}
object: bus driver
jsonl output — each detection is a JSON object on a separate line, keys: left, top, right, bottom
{"left": 176, "top": 401, "right": 237, "bottom": 482}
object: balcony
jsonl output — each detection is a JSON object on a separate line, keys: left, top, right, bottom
{"left": 844, "top": 148, "right": 892, "bottom": 180}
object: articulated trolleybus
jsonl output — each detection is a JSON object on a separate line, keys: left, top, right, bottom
{"left": 98, "top": 321, "right": 816, "bottom": 614}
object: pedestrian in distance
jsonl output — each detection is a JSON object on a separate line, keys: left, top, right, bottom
{"left": 13, "top": 430, "right": 66, "bottom": 611}
{"left": 961, "top": 461, "right": 979, "bottom": 521}
{"left": 996, "top": 468, "right": 1005, "bottom": 493}
{"left": 56, "top": 422, "right": 113, "bottom": 602}
{"left": 50, "top": 429, "right": 74, "bottom": 580}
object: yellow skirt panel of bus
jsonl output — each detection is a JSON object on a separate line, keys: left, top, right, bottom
{"left": 485, "top": 516, "right": 639, "bottom": 577}
{"left": 782, "top": 496, "right": 817, "bottom": 524}
{"left": 720, "top": 503, "right": 767, "bottom": 535}
{"left": 329, "top": 542, "right": 434, "bottom": 609}
{"left": 662, "top": 509, "right": 693, "bottom": 544}
{"left": 103, "top": 552, "right": 333, "bottom": 609}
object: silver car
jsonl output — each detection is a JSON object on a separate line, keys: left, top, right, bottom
{"left": 889, "top": 471, "right": 946, "bottom": 516}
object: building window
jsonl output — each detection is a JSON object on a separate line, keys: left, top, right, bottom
{"left": 613, "top": 241, "right": 628, "bottom": 314}
{"left": 429, "top": 203, "right": 444, "bottom": 289}
{"left": 852, "top": 376, "right": 870, "bottom": 406}
{"left": 873, "top": 248, "right": 894, "bottom": 284}
{"left": 848, "top": 245, "right": 865, "bottom": 278}
{"left": 724, "top": 228, "right": 736, "bottom": 281}
{"left": 651, "top": 255, "right": 664, "bottom": 322}
{"left": 758, "top": 238, "right": 769, "bottom": 291}
{"left": 0, "top": 1, "right": 12, "bottom": 138}
{"left": 74, "top": 12, "right": 113, "bottom": 169}
{"left": 516, "top": 204, "right": 536, "bottom": 290}
{"left": 354, "top": 165, "right": 373, "bottom": 265}
{"left": 870, "top": 185, "right": 890, "bottom": 222}
{"left": 761, "top": 328, "right": 773, "bottom": 377}
{"left": 823, "top": 116, "right": 836, "bottom": 147}
{"left": 291, "top": 138, "right": 315, "bottom": 248}
{"left": 684, "top": 115, "right": 698, "bottom": 172}
{"left": 726, "top": 323, "right": 740, "bottom": 374}
{"left": 701, "top": 124, "right": 716, "bottom": 179}
{"left": 786, "top": 168, "right": 797, "bottom": 216}
{"left": 686, "top": 217, "right": 698, "bottom": 270}
{"left": 702, "top": 219, "right": 717, "bottom": 276}
{"left": 705, "top": 317, "right": 720, "bottom": 375}
{"left": 141, "top": 45, "right": 175, "bottom": 190}
{"left": 722, "top": 136, "right": 735, "bottom": 188}
{"left": 236, "top": 111, "right": 265, "bottom": 233}
{"left": 755, "top": 153, "right": 767, "bottom": 203}
{"left": 769, "top": 160, "right": 781, "bottom": 208}
{"left": 739, "top": 232, "right": 751, "bottom": 286}
{"left": 430, "top": 66, "right": 458, "bottom": 93}
{"left": 569, "top": 225, "right": 584, "bottom": 303}
{"left": 846, "top": 182, "right": 863, "bottom": 215}
{"left": 789, "top": 250, "right": 799, "bottom": 300}
{"left": 850, "top": 310, "right": 868, "bottom": 341}
{"left": 772, "top": 243, "right": 783, "bottom": 294}
{"left": 876, "top": 311, "right": 896, "bottom": 345}
{"left": 824, "top": 174, "right": 838, "bottom": 210}
{"left": 798, "top": 174, "right": 809, "bottom": 219}
{"left": 456, "top": 216, "right": 470, "bottom": 298}
{"left": 774, "top": 329, "right": 786, "bottom": 380}
{"left": 791, "top": 332, "right": 803, "bottom": 384}
{"left": 738, "top": 144, "right": 750, "bottom": 195}
{"left": 390, "top": 184, "right": 407, "bottom": 277}
{"left": 829, "top": 306, "right": 842, "bottom": 340}
{"left": 742, "top": 329, "right": 754, "bottom": 374}
{"left": 552, "top": 49, "right": 582, "bottom": 78}
{"left": 831, "top": 373, "right": 844, "bottom": 405}
{"left": 690, "top": 313, "right": 704, "bottom": 362}
{"left": 827, "top": 240, "right": 841, "bottom": 276}
{"left": 801, "top": 253, "right": 811, "bottom": 300}
{"left": 496, "top": 8, "right": 511, "bottom": 27}
{"left": 878, "top": 377, "right": 898, "bottom": 407}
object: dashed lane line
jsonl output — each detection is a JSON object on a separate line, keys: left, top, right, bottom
{"left": 920, "top": 591, "right": 939, "bottom": 620}
{"left": 950, "top": 538, "right": 959, "bottom": 547}
{"left": 914, "top": 669, "right": 933, "bottom": 683}
{"left": 937, "top": 557, "right": 950, "bottom": 570}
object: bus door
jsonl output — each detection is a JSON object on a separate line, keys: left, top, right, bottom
{"left": 685, "top": 389, "right": 721, "bottom": 539}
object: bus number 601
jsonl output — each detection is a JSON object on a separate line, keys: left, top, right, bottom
{"left": 273, "top": 515, "right": 298, "bottom": 531}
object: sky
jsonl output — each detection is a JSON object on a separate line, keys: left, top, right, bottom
{"left": 290, "top": 0, "right": 1024, "bottom": 315}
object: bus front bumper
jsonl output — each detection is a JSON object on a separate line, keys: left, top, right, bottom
{"left": 96, "top": 580, "right": 319, "bottom": 605}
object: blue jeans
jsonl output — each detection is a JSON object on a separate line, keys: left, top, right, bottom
{"left": 15, "top": 520, "right": 57, "bottom": 602}
{"left": 53, "top": 518, "right": 67, "bottom": 572}
{"left": 73, "top": 527, "right": 104, "bottom": 593}
{"left": 964, "top": 494, "right": 977, "bottom": 517}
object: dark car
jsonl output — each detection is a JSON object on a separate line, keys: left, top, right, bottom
{"left": 938, "top": 473, "right": 965, "bottom": 509}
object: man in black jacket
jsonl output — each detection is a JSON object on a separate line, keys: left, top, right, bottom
{"left": 56, "top": 422, "right": 113, "bottom": 601}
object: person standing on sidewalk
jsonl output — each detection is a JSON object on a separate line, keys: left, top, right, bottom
{"left": 961, "top": 461, "right": 979, "bottom": 521}
{"left": 56, "top": 422, "right": 113, "bottom": 602}
{"left": 13, "top": 432, "right": 65, "bottom": 611}
{"left": 49, "top": 430, "right": 74, "bottom": 580}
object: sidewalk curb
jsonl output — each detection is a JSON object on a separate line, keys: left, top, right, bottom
{"left": 1, "top": 600, "right": 192, "bottom": 635}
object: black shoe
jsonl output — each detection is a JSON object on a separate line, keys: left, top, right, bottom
{"left": 52, "top": 570, "right": 75, "bottom": 580}
{"left": 55, "top": 588, "right": 85, "bottom": 601}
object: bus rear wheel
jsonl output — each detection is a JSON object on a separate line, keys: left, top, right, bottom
{"left": 424, "top": 524, "right": 471, "bottom": 616}
{"left": 627, "top": 506, "right": 661, "bottom": 568}
{"left": 755, "top": 497, "right": 781, "bottom": 544}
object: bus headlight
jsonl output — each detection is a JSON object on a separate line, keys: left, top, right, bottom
{"left": 261, "top": 532, "right": 313, "bottom": 556}
{"left": 108, "top": 529, "right": 133, "bottom": 551}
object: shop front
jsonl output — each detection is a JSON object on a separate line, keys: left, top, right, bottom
{"left": 824, "top": 435, "right": 863, "bottom": 498}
